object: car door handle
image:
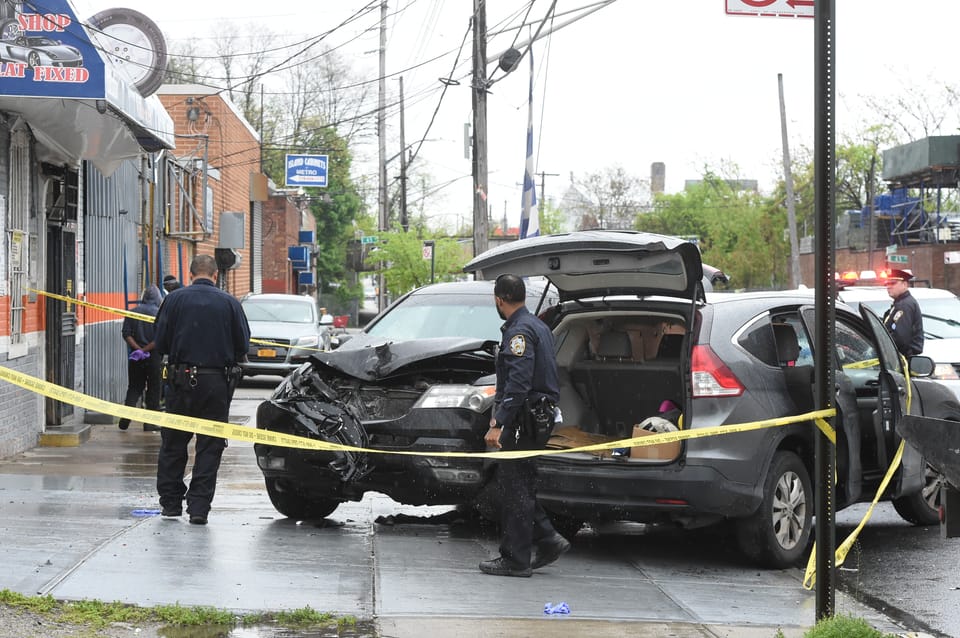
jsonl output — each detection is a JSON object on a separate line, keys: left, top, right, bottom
{"left": 865, "top": 379, "right": 880, "bottom": 387}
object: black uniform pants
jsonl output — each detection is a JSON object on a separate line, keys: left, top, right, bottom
{"left": 118, "top": 356, "right": 162, "bottom": 428}
{"left": 494, "top": 456, "right": 558, "bottom": 567}
{"left": 157, "top": 373, "right": 232, "bottom": 517}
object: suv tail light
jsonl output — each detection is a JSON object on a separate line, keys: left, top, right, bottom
{"left": 691, "top": 345, "right": 744, "bottom": 397}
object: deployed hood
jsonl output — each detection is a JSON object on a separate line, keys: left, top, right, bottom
{"left": 309, "top": 332, "right": 496, "bottom": 381}
{"left": 464, "top": 230, "right": 704, "bottom": 302}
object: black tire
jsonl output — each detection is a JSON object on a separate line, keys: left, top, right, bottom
{"left": 264, "top": 477, "right": 341, "bottom": 520}
{"left": 87, "top": 8, "right": 167, "bottom": 96}
{"left": 736, "top": 451, "right": 813, "bottom": 568}
{"left": 892, "top": 463, "right": 943, "bottom": 526}
{"left": 26, "top": 52, "right": 40, "bottom": 68}
{"left": 0, "top": 18, "right": 19, "bottom": 41}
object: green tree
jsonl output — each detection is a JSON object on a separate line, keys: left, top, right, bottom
{"left": 637, "top": 171, "right": 788, "bottom": 290}
{"left": 538, "top": 200, "right": 566, "bottom": 235}
{"left": 373, "top": 229, "right": 467, "bottom": 297}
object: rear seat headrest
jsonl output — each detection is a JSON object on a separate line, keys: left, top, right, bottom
{"left": 596, "top": 331, "right": 632, "bottom": 360}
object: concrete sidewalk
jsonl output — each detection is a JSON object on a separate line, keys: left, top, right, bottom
{"left": 0, "top": 394, "right": 923, "bottom": 638}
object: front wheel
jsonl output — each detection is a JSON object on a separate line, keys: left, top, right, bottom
{"left": 736, "top": 450, "right": 813, "bottom": 568}
{"left": 264, "top": 477, "right": 341, "bottom": 520}
{"left": 892, "top": 463, "right": 943, "bottom": 526}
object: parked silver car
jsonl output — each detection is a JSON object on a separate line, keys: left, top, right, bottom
{"left": 240, "top": 294, "right": 333, "bottom": 377}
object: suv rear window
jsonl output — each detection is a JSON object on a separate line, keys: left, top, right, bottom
{"left": 737, "top": 317, "right": 778, "bottom": 367}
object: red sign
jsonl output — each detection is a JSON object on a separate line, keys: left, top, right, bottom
{"left": 725, "top": 0, "right": 814, "bottom": 18}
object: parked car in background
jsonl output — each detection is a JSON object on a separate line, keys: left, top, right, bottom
{"left": 838, "top": 282, "right": 960, "bottom": 400}
{"left": 253, "top": 231, "right": 960, "bottom": 568}
{"left": 240, "top": 293, "right": 333, "bottom": 377}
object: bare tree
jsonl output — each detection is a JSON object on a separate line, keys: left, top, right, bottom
{"left": 576, "top": 166, "right": 650, "bottom": 230}
{"left": 859, "top": 75, "right": 960, "bottom": 142}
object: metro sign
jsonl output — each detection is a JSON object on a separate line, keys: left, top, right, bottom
{"left": 725, "top": 0, "right": 814, "bottom": 18}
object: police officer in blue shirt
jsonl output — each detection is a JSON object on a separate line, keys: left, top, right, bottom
{"left": 152, "top": 254, "right": 250, "bottom": 525}
{"left": 480, "top": 274, "right": 570, "bottom": 577}
{"left": 883, "top": 269, "right": 924, "bottom": 357}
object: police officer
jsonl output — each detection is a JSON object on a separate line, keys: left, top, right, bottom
{"left": 883, "top": 269, "right": 924, "bottom": 357}
{"left": 152, "top": 254, "right": 250, "bottom": 525}
{"left": 480, "top": 274, "right": 570, "bottom": 577}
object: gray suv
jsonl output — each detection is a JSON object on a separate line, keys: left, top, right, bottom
{"left": 254, "top": 231, "right": 960, "bottom": 567}
{"left": 240, "top": 294, "right": 332, "bottom": 377}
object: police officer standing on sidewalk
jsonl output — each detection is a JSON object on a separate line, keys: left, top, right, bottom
{"left": 480, "top": 273, "right": 570, "bottom": 577}
{"left": 152, "top": 254, "right": 250, "bottom": 525}
{"left": 883, "top": 269, "right": 924, "bottom": 357}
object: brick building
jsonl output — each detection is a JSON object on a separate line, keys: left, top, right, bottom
{"left": 156, "top": 85, "right": 268, "bottom": 298}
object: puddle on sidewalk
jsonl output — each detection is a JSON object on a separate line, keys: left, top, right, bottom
{"left": 159, "top": 621, "right": 377, "bottom": 638}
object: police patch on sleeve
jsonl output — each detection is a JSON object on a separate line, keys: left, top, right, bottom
{"left": 509, "top": 334, "right": 526, "bottom": 356}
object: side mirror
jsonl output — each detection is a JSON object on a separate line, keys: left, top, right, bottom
{"left": 908, "top": 355, "right": 935, "bottom": 377}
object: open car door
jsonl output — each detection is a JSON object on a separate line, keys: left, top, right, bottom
{"left": 858, "top": 304, "right": 925, "bottom": 497}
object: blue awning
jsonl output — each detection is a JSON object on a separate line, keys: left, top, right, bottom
{"left": 0, "top": 1, "right": 173, "bottom": 173}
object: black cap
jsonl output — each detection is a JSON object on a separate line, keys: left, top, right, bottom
{"left": 885, "top": 269, "right": 914, "bottom": 282}
{"left": 163, "top": 275, "right": 177, "bottom": 283}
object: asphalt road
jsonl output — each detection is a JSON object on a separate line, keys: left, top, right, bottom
{"left": 0, "top": 375, "right": 951, "bottom": 637}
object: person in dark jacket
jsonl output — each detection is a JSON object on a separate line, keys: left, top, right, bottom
{"left": 162, "top": 275, "right": 183, "bottom": 294}
{"left": 152, "top": 255, "right": 250, "bottom": 525}
{"left": 479, "top": 274, "right": 570, "bottom": 577}
{"left": 883, "top": 269, "right": 924, "bottom": 357}
{"left": 118, "top": 285, "right": 163, "bottom": 431}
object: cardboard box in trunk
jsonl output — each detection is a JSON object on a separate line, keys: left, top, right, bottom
{"left": 630, "top": 425, "right": 681, "bottom": 460}
{"left": 547, "top": 426, "right": 618, "bottom": 458}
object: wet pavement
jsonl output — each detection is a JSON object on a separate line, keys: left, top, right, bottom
{"left": 0, "top": 385, "right": 935, "bottom": 637}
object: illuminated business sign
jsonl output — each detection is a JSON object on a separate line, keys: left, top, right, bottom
{"left": 285, "top": 154, "right": 328, "bottom": 187}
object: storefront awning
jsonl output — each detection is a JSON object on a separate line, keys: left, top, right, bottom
{"left": 0, "top": 1, "right": 174, "bottom": 174}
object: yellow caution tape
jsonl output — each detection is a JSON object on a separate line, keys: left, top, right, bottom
{"left": 803, "top": 355, "right": 915, "bottom": 589}
{"left": 29, "top": 288, "right": 328, "bottom": 354}
{"left": 0, "top": 363, "right": 835, "bottom": 460}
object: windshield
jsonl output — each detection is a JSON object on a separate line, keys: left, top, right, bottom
{"left": 855, "top": 295, "right": 960, "bottom": 339}
{"left": 366, "top": 292, "right": 502, "bottom": 341}
{"left": 242, "top": 299, "right": 316, "bottom": 323}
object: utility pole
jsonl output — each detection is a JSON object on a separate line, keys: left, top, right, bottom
{"left": 537, "top": 171, "right": 559, "bottom": 220}
{"left": 471, "top": 0, "right": 489, "bottom": 259}
{"left": 399, "top": 76, "right": 408, "bottom": 232}
{"left": 377, "top": 0, "right": 388, "bottom": 312}
{"left": 778, "top": 73, "right": 802, "bottom": 288}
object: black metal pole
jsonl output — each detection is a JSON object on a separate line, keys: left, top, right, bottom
{"left": 814, "top": 0, "right": 837, "bottom": 621}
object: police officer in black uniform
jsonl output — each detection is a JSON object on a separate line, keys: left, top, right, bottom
{"left": 480, "top": 274, "right": 570, "bottom": 577}
{"left": 152, "top": 254, "right": 250, "bottom": 525}
{"left": 882, "top": 269, "right": 924, "bottom": 357}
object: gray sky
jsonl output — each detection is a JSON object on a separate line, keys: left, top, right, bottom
{"left": 75, "top": 0, "right": 960, "bottom": 230}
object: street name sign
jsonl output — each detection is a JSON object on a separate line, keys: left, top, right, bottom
{"left": 361, "top": 235, "right": 378, "bottom": 245}
{"left": 725, "top": 0, "right": 814, "bottom": 18}
{"left": 888, "top": 254, "right": 909, "bottom": 264}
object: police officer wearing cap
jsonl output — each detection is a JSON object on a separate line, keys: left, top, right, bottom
{"left": 883, "top": 269, "right": 924, "bottom": 357}
{"left": 152, "top": 254, "right": 250, "bottom": 525}
{"left": 480, "top": 273, "right": 570, "bottom": 577}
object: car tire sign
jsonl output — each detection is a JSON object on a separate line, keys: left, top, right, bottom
{"left": 725, "top": 0, "right": 814, "bottom": 18}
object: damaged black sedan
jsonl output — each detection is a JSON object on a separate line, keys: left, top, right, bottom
{"left": 254, "top": 280, "right": 554, "bottom": 519}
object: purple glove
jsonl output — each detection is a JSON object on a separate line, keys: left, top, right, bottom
{"left": 129, "top": 349, "right": 150, "bottom": 361}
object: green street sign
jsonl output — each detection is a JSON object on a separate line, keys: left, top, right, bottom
{"left": 361, "top": 235, "right": 378, "bottom": 245}
{"left": 888, "top": 254, "right": 908, "bottom": 263}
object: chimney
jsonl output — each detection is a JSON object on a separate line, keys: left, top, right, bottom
{"left": 651, "top": 162, "right": 666, "bottom": 194}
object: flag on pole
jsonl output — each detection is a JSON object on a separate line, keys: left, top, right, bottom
{"left": 519, "top": 48, "right": 538, "bottom": 239}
